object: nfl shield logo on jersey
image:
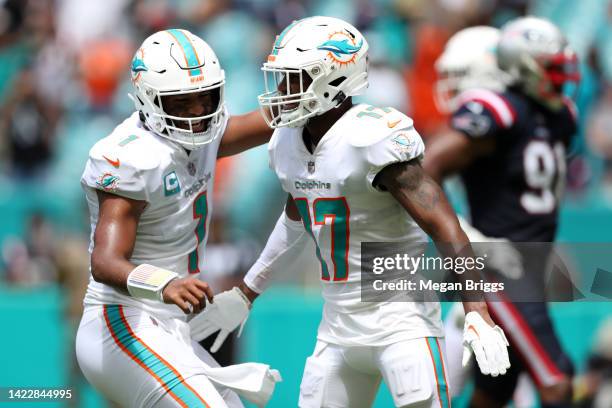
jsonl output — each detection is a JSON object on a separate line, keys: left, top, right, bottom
{"left": 187, "top": 162, "right": 197, "bottom": 176}
{"left": 308, "top": 161, "right": 316, "bottom": 174}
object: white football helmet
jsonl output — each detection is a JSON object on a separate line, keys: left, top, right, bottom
{"left": 258, "top": 16, "right": 369, "bottom": 128}
{"left": 130, "top": 29, "right": 226, "bottom": 150}
{"left": 497, "top": 16, "right": 579, "bottom": 110}
{"left": 435, "top": 26, "right": 509, "bottom": 113}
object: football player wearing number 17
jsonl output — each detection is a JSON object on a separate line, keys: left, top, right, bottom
{"left": 190, "top": 16, "right": 509, "bottom": 408}
{"left": 75, "top": 29, "right": 281, "bottom": 408}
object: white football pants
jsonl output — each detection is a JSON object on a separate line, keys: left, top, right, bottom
{"left": 76, "top": 304, "right": 243, "bottom": 408}
{"left": 299, "top": 337, "right": 451, "bottom": 408}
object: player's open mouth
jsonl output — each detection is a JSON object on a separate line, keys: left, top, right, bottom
{"left": 192, "top": 120, "right": 206, "bottom": 132}
{"left": 281, "top": 103, "right": 299, "bottom": 112}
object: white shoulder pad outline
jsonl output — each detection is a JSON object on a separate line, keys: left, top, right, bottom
{"left": 82, "top": 125, "right": 164, "bottom": 201}
{"left": 356, "top": 120, "right": 425, "bottom": 191}
{"left": 346, "top": 105, "right": 415, "bottom": 148}
{"left": 88, "top": 131, "right": 161, "bottom": 175}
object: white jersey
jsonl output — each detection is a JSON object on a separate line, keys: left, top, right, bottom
{"left": 81, "top": 112, "right": 224, "bottom": 318}
{"left": 269, "top": 104, "right": 443, "bottom": 346}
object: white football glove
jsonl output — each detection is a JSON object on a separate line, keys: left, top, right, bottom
{"left": 462, "top": 311, "right": 511, "bottom": 376}
{"left": 458, "top": 216, "right": 523, "bottom": 279}
{"left": 189, "top": 287, "right": 251, "bottom": 353}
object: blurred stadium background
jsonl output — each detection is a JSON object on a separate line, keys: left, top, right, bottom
{"left": 0, "top": 0, "right": 611, "bottom": 407}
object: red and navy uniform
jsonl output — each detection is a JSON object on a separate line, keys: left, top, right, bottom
{"left": 450, "top": 87, "right": 578, "bottom": 400}
{"left": 452, "top": 87, "right": 577, "bottom": 242}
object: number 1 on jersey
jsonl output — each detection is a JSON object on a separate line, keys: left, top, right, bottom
{"left": 294, "top": 197, "right": 350, "bottom": 281}
{"left": 188, "top": 192, "right": 208, "bottom": 274}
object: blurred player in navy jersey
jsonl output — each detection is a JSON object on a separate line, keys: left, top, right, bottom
{"left": 424, "top": 16, "right": 580, "bottom": 408}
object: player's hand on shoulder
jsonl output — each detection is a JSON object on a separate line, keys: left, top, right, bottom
{"left": 462, "top": 311, "right": 511, "bottom": 377}
{"left": 162, "top": 277, "right": 214, "bottom": 314}
{"left": 189, "top": 286, "right": 252, "bottom": 352}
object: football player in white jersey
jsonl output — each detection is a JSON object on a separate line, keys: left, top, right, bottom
{"left": 191, "top": 17, "right": 510, "bottom": 408}
{"left": 75, "top": 29, "right": 280, "bottom": 408}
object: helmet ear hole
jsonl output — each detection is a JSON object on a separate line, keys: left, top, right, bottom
{"left": 332, "top": 91, "right": 346, "bottom": 105}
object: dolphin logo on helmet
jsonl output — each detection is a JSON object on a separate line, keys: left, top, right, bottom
{"left": 317, "top": 38, "right": 364, "bottom": 57}
{"left": 131, "top": 56, "right": 148, "bottom": 73}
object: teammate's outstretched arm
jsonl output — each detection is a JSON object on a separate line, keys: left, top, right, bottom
{"left": 375, "top": 159, "right": 511, "bottom": 376}
{"left": 189, "top": 194, "right": 309, "bottom": 352}
{"left": 423, "top": 129, "right": 494, "bottom": 184}
{"left": 217, "top": 110, "right": 274, "bottom": 158}
{"left": 91, "top": 191, "right": 214, "bottom": 314}
{"left": 241, "top": 194, "right": 305, "bottom": 300}
{"left": 424, "top": 127, "right": 525, "bottom": 279}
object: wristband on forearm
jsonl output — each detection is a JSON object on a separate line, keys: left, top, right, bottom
{"left": 127, "top": 264, "right": 178, "bottom": 302}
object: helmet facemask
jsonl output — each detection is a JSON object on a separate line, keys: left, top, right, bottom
{"left": 259, "top": 66, "right": 318, "bottom": 128}
{"left": 435, "top": 66, "right": 509, "bottom": 113}
{"left": 435, "top": 68, "right": 468, "bottom": 113}
{"left": 132, "top": 80, "right": 225, "bottom": 150}
{"left": 259, "top": 62, "right": 367, "bottom": 128}
{"left": 522, "top": 49, "right": 580, "bottom": 110}
{"left": 497, "top": 17, "right": 580, "bottom": 111}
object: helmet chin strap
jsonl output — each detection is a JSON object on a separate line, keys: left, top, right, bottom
{"left": 301, "top": 92, "right": 344, "bottom": 127}
{"left": 523, "top": 80, "right": 564, "bottom": 111}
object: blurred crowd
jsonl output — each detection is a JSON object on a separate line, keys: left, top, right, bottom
{"left": 0, "top": 0, "right": 611, "bottom": 405}
{"left": 1, "top": 0, "right": 612, "bottom": 282}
